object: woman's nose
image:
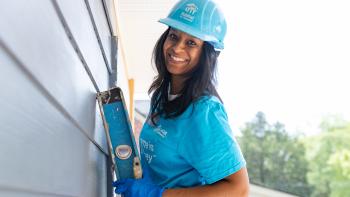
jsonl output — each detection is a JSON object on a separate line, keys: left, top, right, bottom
{"left": 172, "top": 41, "right": 186, "bottom": 53}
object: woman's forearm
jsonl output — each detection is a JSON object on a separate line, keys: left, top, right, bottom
{"left": 162, "top": 168, "right": 249, "bottom": 197}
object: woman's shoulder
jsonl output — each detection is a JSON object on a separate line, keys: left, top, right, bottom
{"left": 194, "top": 95, "right": 223, "bottom": 109}
{"left": 180, "top": 95, "right": 225, "bottom": 118}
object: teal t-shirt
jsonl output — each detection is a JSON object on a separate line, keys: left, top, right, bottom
{"left": 139, "top": 96, "right": 246, "bottom": 188}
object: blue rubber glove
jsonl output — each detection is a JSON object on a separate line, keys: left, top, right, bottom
{"left": 113, "top": 177, "right": 164, "bottom": 197}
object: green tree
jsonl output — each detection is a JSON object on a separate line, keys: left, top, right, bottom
{"left": 304, "top": 116, "right": 350, "bottom": 197}
{"left": 238, "top": 112, "right": 311, "bottom": 196}
{"left": 328, "top": 149, "right": 350, "bottom": 197}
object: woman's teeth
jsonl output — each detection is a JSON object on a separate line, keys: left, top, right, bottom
{"left": 170, "top": 55, "right": 186, "bottom": 62}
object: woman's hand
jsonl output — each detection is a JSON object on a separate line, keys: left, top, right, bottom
{"left": 113, "top": 177, "right": 164, "bottom": 197}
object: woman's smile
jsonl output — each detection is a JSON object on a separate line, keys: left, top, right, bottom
{"left": 168, "top": 54, "right": 188, "bottom": 64}
{"left": 163, "top": 28, "right": 203, "bottom": 76}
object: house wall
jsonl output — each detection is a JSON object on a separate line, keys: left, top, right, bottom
{"left": 0, "top": 0, "right": 126, "bottom": 196}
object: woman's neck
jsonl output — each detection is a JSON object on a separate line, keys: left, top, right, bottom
{"left": 170, "top": 75, "right": 185, "bottom": 94}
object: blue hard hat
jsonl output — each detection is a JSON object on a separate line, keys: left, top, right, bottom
{"left": 159, "top": 0, "right": 227, "bottom": 50}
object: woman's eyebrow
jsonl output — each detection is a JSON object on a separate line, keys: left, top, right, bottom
{"left": 170, "top": 29, "right": 179, "bottom": 34}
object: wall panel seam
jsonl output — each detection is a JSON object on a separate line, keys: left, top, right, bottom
{"left": 51, "top": 0, "right": 101, "bottom": 92}
{"left": 0, "top": 38, "right": 108, "bottom": 156}
{"left": 101, "top": 0, "right": 114, "bottom": 37}
{"left": 84, "top": 0, "right": 112, "bottom": 74}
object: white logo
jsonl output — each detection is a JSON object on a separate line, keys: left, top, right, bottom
{"left": 185, "top": 3, "right": 198, "bottom": 15}
{"left": 154, "top": 126, "right": 167, "bottom": 138}
{"left": 180, "top": 3, "right": 198, "bottom": 22}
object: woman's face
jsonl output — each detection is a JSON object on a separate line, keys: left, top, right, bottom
{"left": 163, "top": 28, "right": 204, "bottom": 77}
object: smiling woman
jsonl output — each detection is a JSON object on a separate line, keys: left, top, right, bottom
{"left": 112, "top": 0, "right": 249, "bottom": 197}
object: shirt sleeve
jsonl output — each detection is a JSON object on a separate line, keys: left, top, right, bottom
{"left": 177, "top": 98, "right": 246, "bottom": 184}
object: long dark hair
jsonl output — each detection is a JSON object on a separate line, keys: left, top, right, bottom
{"left": 148, "top": 27, "right": 222, "bottom": 124}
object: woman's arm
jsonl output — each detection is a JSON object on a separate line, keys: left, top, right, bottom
{"left": 162, "top": 167, "right": 249, "bottom": 197}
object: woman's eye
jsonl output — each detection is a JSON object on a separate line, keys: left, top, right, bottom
{"left": 168, "top": 33, "right": 177, "bottom": 41}
{"left": 187, "top": 40, "right": 197, "bottom": 46}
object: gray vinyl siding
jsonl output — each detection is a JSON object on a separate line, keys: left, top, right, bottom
{"left": 0, "top": 0, "right": 116, "bottom": 196}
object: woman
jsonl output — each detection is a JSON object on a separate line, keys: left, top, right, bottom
{"left": 113, "top": 0, "right": 249, "bottom": 196}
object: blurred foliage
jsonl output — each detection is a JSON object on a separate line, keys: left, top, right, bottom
{"left": 238, "top": 112, "right": 312, "bottom": 197}
{"left": 303, "top": 115, "right": 350, "bottom": 197}
{"left": 238, "top": 112, "right": 350, "bottom": 197}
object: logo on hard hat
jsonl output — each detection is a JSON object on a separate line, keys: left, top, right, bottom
{"left": 180, "top": 3, "right": 198, "bottom": 22}
{"left": 185, "top": 3, "right": 198, "bottom": 15}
